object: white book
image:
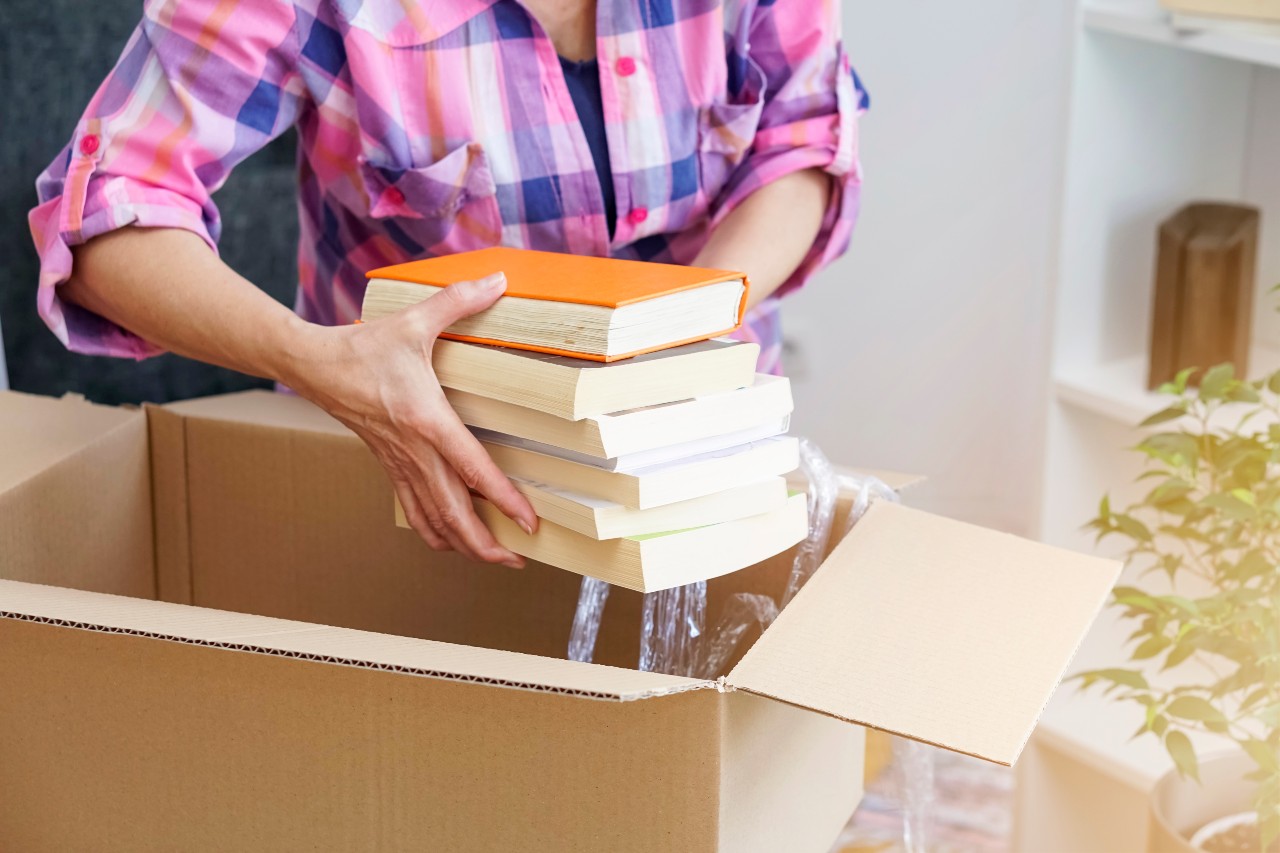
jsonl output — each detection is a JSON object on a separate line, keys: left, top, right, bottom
{"left": 470, "top": 416, "right": 789, "bottom": 472}
{"left": 445, "top": 374, "right": 793, "bottom": 460}
{"left": 480, "top": 435, "right": 801, "bottom": 509}
{"left": 507, "top": 476, "right": 789, "bottom": 539}
{"left": 393, "top": 476, "right": 790, "bottom": 540}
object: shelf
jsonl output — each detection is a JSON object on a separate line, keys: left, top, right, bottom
{"left": 1054, "top": 345, "right": 1280, "bottom": 426}
{"left": 1084, "top": 3, "right": 1280, "bottom": 69}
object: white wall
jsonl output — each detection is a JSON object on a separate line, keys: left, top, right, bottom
{"left": 784, "top": 0, "right": 1077, "bottom": 534}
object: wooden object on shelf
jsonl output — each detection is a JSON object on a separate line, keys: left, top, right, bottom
{"left": 1160, "top": 0, "right": 1280, "bottom": 22}
{"left": 1148, "top": 202, "right": 1260, "bottom": 390}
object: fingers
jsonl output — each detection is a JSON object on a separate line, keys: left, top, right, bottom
{"left": 433, "top": 416, "right": 539, "bottom": 535}
{"left": 412, "top": 272, "right": 508, "bottom": 337}
{"left": 418, "top": 451, "right": 526, "bottom": 569}
{"left": 391, "top": 476, "right": 450, "bottom": 552}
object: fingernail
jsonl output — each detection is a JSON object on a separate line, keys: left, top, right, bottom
{"left": 504, "top": 558, "right": 525, "bottom": 570}
{"left": 476, "top": 272, "right": 506, "bottom": 291}
{"left": 517, "top": 518, "right": 535, "bottom": 536}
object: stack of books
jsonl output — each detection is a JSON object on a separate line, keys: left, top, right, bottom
{"left": 364, "top": 247, "right": 807, "bottom": 592}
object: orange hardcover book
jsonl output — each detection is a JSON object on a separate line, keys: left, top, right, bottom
{"left": 362, "top": 247, "right": 750, "bottom": 362}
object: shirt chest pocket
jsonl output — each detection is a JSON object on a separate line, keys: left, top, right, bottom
{"left": 357, "top": 142, "right": 503, "bottom": 254}
{"left": 696, "top": 55, "right": 767, "bottom": 204}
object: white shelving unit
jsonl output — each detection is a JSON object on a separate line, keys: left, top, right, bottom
{"left": 1018, "top": 2, "right": 1280, "bottom": 850}
{"left": 1054, "top": 343, "right": 1280, "bottom": 424}
{"left": 1084, "top": 3, "right": 1280, "bottom": 67}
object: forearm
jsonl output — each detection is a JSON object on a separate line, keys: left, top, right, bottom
{"left": 64, "top": 225, "right": 536, "bottom": 561}
{"left": 692, "top": 168, "right": 832, "bottom": 310}
{"left": 65, "top": 227, "right": 313, "bottom": 385}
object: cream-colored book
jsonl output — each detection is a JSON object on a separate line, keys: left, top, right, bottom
{"left": 396, "top": 476, "right": 789, "bottom": 540}
{"left": 444, "top": 375, "right": 793, "bottom": 460}
{"left": 475, "top": 492, "right": 809, "bottom": 592}
{"left": 431, "top": 338, "right": 759, "bottom": 421}
{"left": 481, "top": 435, "right": 800, "bottom": 509}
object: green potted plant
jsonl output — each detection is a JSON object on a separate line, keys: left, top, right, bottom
{"left": 1076, "top": 363, "right": 1280, "bottom": 852}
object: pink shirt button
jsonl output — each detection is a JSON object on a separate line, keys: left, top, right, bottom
{"left": 616, "top": 56, "right": 637, "bottom": 77}
{"left": 627, "top": 207, "right": 648, "bottom": 225}
{"left": 384, "top": 187, "right": 405, "bottom": 207}
{"left": 79, "top": 134, "right": 100, "bottom": 156}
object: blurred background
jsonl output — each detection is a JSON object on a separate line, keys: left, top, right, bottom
{"left": 4, "top": 0, "right": 1279, "bottom": 849}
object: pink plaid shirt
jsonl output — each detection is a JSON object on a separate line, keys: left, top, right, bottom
{"left": 30, "top": 0, "right": 866, "bottom": 375}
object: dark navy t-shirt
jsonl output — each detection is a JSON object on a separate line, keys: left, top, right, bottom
{"left": 559, "top": 56, "right": 617, "bottom": 238}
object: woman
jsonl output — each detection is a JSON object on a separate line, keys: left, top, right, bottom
{"left": 30, "top": 0, "right": 866, "bottom": 569}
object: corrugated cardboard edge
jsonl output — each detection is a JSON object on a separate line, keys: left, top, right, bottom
{"left": 146, "top": 405, "right": 192, "bottom": 604}
{"left": 0, "top": 580, "right": 711, "bottom": 703}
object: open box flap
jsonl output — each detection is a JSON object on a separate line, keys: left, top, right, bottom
{"left": 0, "top": 391, "right": 143, "bottom": 494}
{"left": 725, "top": 502, "right": 1121, "bottom": 765}
{"left": 0, "top": 579, "right": 709, "bottom": 702}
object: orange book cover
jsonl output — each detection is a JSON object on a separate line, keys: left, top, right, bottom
{"left": 365, "top": 247, "right": 749, "bottom": 362}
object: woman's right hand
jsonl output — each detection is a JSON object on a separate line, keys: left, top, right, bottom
{"left": 285, "top": 272, "right": 539, "bottom": 568}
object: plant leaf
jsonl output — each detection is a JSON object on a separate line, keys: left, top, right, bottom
{"left": 1165, "top": 730, "right": 1199, "bottom": 782}
{"left": 1140, "top": 404, "right": 1189, "bottom": 427}
{"left": 1166, "top": 695, "right": 1227, "bottom": 724}
{"left": 1077, "top": 668, "right": 1149, "bottom": 690}
{"left": 1199, "top": 364, "right": 1235, "bottom": 401}
{"left": 1162, "top": 642, "right": 1196, "bottom": 671}
{"left": 1242, "top": 738, "right": 1280, "bottom": 773}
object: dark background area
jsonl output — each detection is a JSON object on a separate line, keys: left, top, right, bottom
{"left": 0, "top": 0, "right": 300, "bottom": 404}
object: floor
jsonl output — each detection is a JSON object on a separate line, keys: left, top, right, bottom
{"left": 832, "top": 748, "right": 1014, "bottom": 853}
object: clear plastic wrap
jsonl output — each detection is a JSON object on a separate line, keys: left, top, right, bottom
{"left": 836, "top": 470, "right": 901, "bottom": 538}
{"left": 568, "top": 440, "right": 927, "bottom": 849}
{"left": 638, "top": 580, "right": 707, "bottom": 677}
{"left": 695, "top": 592, "right": 779, "bottom": 678}
{"left": 894, "top": 736, "right": 937, "bottom": 853}
{"left": 567, "top": 576, "right": 612, "bottom": 663}
{"left": 782, "top": 438, "right": 840, "bottom": 608}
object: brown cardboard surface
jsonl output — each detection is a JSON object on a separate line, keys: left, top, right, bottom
{"left": 155, "top": 390, "right": 803, "bottom": 671}
{"left": 0, "top": 387, "right": 1114, "bottom": 850}
{"left": 0, "top": 391, "right": 153, "bottom": 598}
{"left": 0, "top": 610, "right": 724, "bottom": 852}
{"left": 720, "top": 691, "right": 866, "bottom": 852}
{"left": 0, "top": 390, "right": 141, "bottom": 488}
{"left": 164, "top": 388, "right": 351, "bottom": 435}
{"left": 727, "top": 501, "right": 1121, "bottom": 766}
{"left": 147, "top": 405, "right": 192, "bottom": 603}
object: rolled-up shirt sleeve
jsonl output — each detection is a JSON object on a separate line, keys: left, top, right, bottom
{"left": 28, "top": 0, "right": 303, "bottom": 358}
{"left": 712, "top": 0, "right": 868, "bottom": 299}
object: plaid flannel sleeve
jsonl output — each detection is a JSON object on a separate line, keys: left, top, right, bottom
{"left": 27, "top": 0, "right": 304, "bottom": 358}
{"left": 712, "top": 0, "right": 868, "bottom": 299}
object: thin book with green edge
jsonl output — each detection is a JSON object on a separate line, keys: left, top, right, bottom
{"left": 471, "top": 492, "right": 808, "bottom": 592}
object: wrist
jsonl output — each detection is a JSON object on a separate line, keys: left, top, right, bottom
{"left": 268, "top": 313, "right": 331, "bottom": 393}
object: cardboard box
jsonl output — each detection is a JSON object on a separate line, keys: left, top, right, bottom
{"left": 0, "top": 390, "right": 1120, "bottom": 851}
